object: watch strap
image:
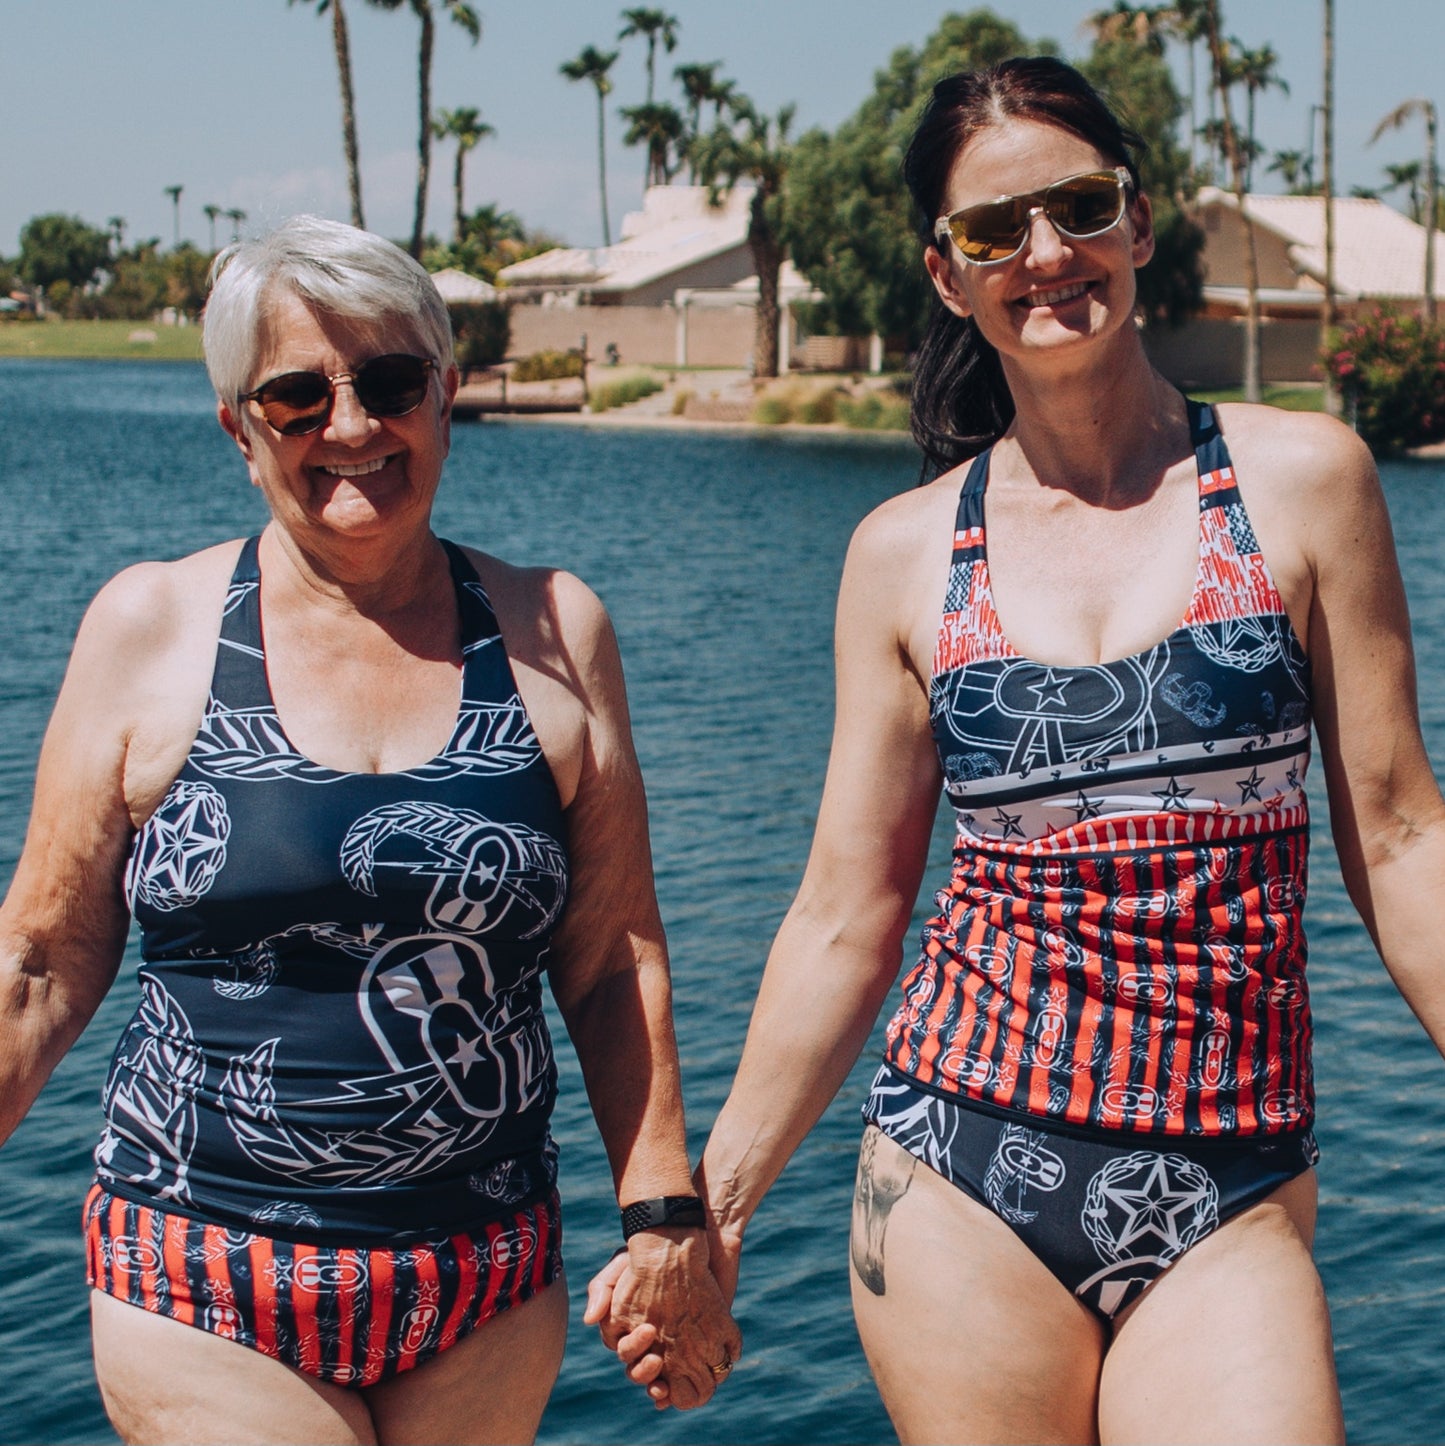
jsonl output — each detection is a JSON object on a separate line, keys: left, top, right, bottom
{"left": 620, "top": 1194, "right": 707, "bottom": 1239}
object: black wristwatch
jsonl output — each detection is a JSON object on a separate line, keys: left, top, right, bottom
{"left": 620, "top": 1194, "right": 707, "bottom": 1239}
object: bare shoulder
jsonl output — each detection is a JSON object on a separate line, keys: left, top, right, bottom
{"left": 461, "top": 549, "right": 616, "bottom": 808}
{"left": 842, "top": 469, "right": 962, "bottom": 673}
{"left": 462, "top": 548, "right": 613, "bottom": 678}
{"left": 848, "top": 468, "right": 962, "bottom": 570}
{"left": 82, "top": 541, "right": 240, "bottom": 663}
{"left": 44, "top": 541, "right": 240, "bottom": 824}
{"left": 1213, "top": 402, "right": 1377, "bottom": 508}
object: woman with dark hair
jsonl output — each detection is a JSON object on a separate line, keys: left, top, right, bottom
{"left": 593, "top": 55, "right": 1445, "bottom": 1441}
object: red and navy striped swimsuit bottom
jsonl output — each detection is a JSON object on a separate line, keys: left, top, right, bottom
{"left": 863, "top": 1067, "right": 1316, "bottom": 1320}
{"left": 84, "top": 1184, "right": 562, "bottom": 1386}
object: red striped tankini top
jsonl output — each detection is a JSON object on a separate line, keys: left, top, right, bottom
{"left": 882, "top": 400, "right": 1313, "bottom": 1138}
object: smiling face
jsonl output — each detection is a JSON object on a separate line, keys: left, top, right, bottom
{"left": 218, "top": 289, "right": 460, "bottom": 552}
{"left": 924, "top": 118, "right": 1153, "bottom": 367}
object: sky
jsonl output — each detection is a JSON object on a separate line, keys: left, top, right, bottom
{"left": 3, "top": 0, "right": 1443, "bottom": 258}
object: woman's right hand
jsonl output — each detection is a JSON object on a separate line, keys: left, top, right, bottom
{"left": 584, "top": 1229, "right": 742, "bottom": 1409}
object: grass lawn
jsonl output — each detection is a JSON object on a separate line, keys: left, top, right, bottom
{"left": 1192, "top": 383, "right": 1325, "bottom": 411}
{"left": 0, "top": 319, "right": 204, "bottom": 361}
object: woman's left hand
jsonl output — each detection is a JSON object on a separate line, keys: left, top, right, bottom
{"left": 584, "top": 1231, "right": 741, "bottom": 1409}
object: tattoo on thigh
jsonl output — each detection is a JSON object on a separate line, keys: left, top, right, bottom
{"left": 850, "top": 1128, "right": 917, "bottom": 1297}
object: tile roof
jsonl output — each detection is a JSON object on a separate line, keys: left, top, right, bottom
{"left": 1195, "top": 186, "right": 1445, "bottom": 299}
{"left": 498, "top": 185, "right": 753, "bottom": 293}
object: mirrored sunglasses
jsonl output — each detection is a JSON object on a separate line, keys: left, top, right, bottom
{"left": 240, "top": 353, "right": 437, "bottom": 436}
{"left": 934, "top": 167, "right": 1133, "bottom": 266}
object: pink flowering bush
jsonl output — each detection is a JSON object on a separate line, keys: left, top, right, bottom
{"left": 1322, "top": 306, "right": 1445, "bottom": 456}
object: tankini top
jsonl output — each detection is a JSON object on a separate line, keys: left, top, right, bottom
{"left": 98, "top": 537, "right": 569, "bottom": 1244}
{"left": 883, "top": 401, "right": 1314, "bottom": 1138}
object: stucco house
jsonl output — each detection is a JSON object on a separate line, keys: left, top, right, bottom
{"left": 496, "top": 185, "right": 817, "bottom": 369}
{"left": 1147, "top": 188, "right": 1445, "bottom": 386}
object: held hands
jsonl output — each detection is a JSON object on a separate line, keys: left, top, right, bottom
{"left": 583, "top": 1226, "right": 742, "bottom": 1410}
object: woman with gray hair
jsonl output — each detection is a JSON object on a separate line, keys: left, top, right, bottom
{"left": 0, "top": 215, "right": 738, "bottom": 1443}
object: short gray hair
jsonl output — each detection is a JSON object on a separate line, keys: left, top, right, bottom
{"left": 202, "top": 214, "right": 453, "bottom": 403}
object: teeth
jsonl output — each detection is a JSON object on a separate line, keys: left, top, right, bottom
{"left": 1026, "top": 283, "right": 1088, "bottom": 307}
{"left": 325, "top": 455, "right": 392, "bottom": 477}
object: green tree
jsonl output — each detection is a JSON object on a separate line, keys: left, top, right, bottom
{"left": 1372, "top": 98, "right": 1439, "bottom": 321}
{"left": 1228, "top": 42, "right": 1288, "bottom": 189}
{"left": 621, "top": 101, "right": 684, "bottom": 188}
{"left": 18, "top": 213, "right": 112, "bottom": 296}
{"left": 432, "top": 106, "right": 495, "bottom": 243}
{"left": 203, "top": 204, "right": 223, "bottom": 252}
{"left": 673, "top": 60, "right": 725, "bottom": 180}
{"left": 561, "top": 45, "right": 620, "bottom": 246}
{"left": 1081, "top": 35, "right": 1204, "bottom": 329}
{"left": 290, "top": 0, "right": 365, "bottom": 227}
{"left": 1267, "top": 148, "right": 1312, "bottom": 193}
{"left": 370, "top": 0, "right": 481, "bottom": 258}
{"left": 693, "top": 98, "right": 795, "bottom": 378}
{"left": 618, "top": 7, "right": 678, "bottom": 104}
{"left": 163, "top": 185, "right": 184, "bottom": 248}
{"left": 785, "top": 10, "right": 1041, "bottom": 347}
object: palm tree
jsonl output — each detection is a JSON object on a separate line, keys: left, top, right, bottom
{"left": 1266, "top": 149, "right": 1307, "bottom": 193}
{"left": 369, "top": 0, "right": 481, "bottom": 258}
{"left": 163, "top": 185, "right": 183, "bottom": 248}
{"left": 202, "top": 204, "right": 223, "bottom": 252}
{"left": 1372, "top": 97, "right": 1438, "bottom": 319}
{"left": 561, "top": 45, "right": 621, "bottom": 246}
{"left": 674, "top": 61, "right": 724, "bottom": 181}
{"left": 1321, "top": 0, "right": 1338, "bottom": 414}
{"left": 1229, "top": 43, "right": 1288, "bottom": 189}
{"left": 1382, "top": 160, "right": 1425, "bottom": 223}
{"left": 432, "top": 107, "right": 495, "bottom": 243}
{"left": 621, "top": 101, "right": 684, "bottom": 189}
{"left": 290, "top": 0, "right": 365, "bottom": 227}
{"left": 225, "top": 208, "right": 248, "bottom": 243}
{"left": 617, "top": 7, "right": 678, "bottom": 104}
{"left": 106, "top": 216, "right": 127, "bottom": 256}
{"left": 692, "top": 98, "right": 795, "bottom": 379}
{"left": 1197, "top": 0, "right": 1263, "bottom": 401}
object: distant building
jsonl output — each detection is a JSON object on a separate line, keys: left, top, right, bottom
{"left": 1192, "top": 187, "right": 1445, "bottom": 315}
{"left": 1146, "top": 189, "right": 1445, "bottom": 387}
{"left": 496, "top": 186, "right": 819, "bottom": 370}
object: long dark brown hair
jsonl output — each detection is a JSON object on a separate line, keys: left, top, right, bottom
{"left": 904, "top": 57, "right": 1145, "bottom": 477}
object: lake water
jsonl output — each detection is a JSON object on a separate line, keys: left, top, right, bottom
{"left": 1, "top": 358, "right": 1443, "bottom": 1444}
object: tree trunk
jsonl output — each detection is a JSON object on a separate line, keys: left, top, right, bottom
{"left": 333, "top": 0, "right": 365, "bottom": 229}
{"left": 1204, "top": 3, "right": 1262, "bottom": 403}
{"left": 749, "top": 194, "right": 782, "bottom": 379}
{"left": 1321, "top": 0, "right": 1340, "bottom": 415}
{"left": 410, "top": 1, "right": 434, "bottom": 258}
{"left": 454, "top": 146, "right": 466, "bottom": 245}
{"left": 597, "top": 90, "right": 612, "bottom": 247}
{"left": 1425, "top": 104, "right": 1438, "bottom": 322}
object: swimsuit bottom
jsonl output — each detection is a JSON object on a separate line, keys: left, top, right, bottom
{"left": 84, "top": 1183, "right": 563, "bottom": 1387}
{"left": 863, "top": 1065, "right": 1317, "bottom": 1322}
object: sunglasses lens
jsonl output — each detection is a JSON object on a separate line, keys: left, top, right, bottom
{"left": 254, "top": 373, "right": 332, "bottom": 435}
{"left": 951, "top": 198, "right": 1029, "bottom": 263}
{"left": 353, "top": 354, "right": 431, "bottom": 417}
{"left": 1047, "top": 174, "right": 1125, "bottom": 236}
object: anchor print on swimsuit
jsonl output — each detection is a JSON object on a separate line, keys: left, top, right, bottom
{"left": 884, "top": 402, "right": 1315, "bottom": 1139}
{"left": 105, "top": 538, "right": 570, "bottom": 1243}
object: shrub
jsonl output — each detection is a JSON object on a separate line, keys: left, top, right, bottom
{"left": 448, "top": 300, "right": 510, "bottom": 370}
{"left": 753, "top": 396, "right": 793, "bottom": 425}
{"left": 837, "top": 391, "right": 910, "bottom": 431}
{"left": 795, "top": 388, "right": 840, "bottom": 425}
{"left": 1322, "top": 306, "right": 1445, "bottom": 456}
{"left": 671, "top": 387, "right": 693, "bottom": 416}
{"left": 512, "top": 348, "right": 584, "bottom": 382}
{"left": 589, "top": 374, "right": 663, "bottom": 412}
